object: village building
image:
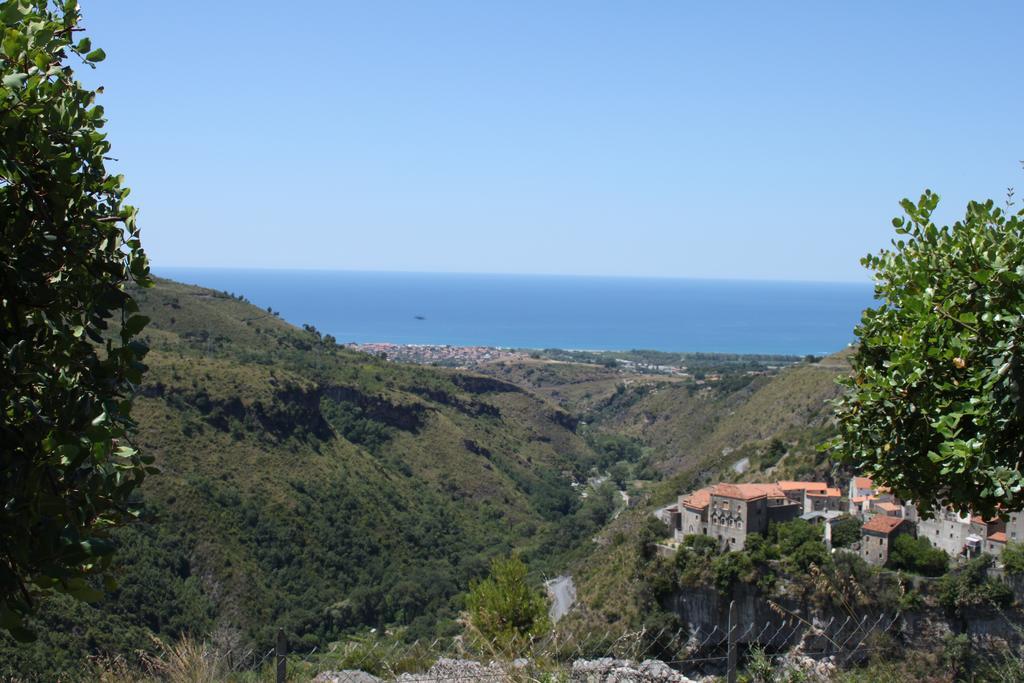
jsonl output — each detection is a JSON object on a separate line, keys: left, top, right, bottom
{"left": 860, "top": 515, "right": 911, "bottom": 566}
{"left": 804, "top": 487, "right": 844, "bottom": 514}
{"left": 869, "top": 500, "right": 904, "bottom": 518}
{"left": 670, "top": 470, "right": 1024, "bottom": 566}
{"left": 849, "top": 476, "right": 874, "bottom": 501}
{"left": 671, "top": 482, "right": 803, "bottom": 549}
{"left": 912, "top": 508, "right": 1020, "bottom": 560}
{"left": 848, "top": 476, "right": 899, "bottom": 519}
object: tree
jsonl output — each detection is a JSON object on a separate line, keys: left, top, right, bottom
{"left": 1, "top": 1, "right": 151, "bottom": 638}
{"left": 464, "top": 556, "right": 550, "bottom": 650}
{"left": 771, "top": 519, "right": 829, "bottom": 571}
{"left": 828, "top": 516, "right": 861, "bottom": 549}
{"left": 829, "top": 190, "right": 1024, "bottom": 518}
{"left": 936, "top": 554, "right": 1013, "bottom": 616}
{"left": 887, "top": 534, "right": 948, "bottom": 577}
{"left": 1001, "top": 542, "right": 1024, "bottom": 575}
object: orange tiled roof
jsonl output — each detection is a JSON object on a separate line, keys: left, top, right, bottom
{"left": 863, "top": 515, "right": 905, "bottom": 534}
{"left": 988, "top": 532, "right": 1008, "bottom": 543}
{"left": 777, "top": 481, "right": 829, "bottom": 492}
{"left": 874, "top": 501, "right": 902, "bottom": 513}
{"left": 711, "top": 482, "right": 786, "bottom": 501}
{"left": 807, "top": 488, "right": 842, "bottom": 498}
{"left": 851, "top": 496, "right": 868, "bottom": 504}
{"left": 681, "top": 487, "right": 712, "bottom": 510}
{"left": 853, "top": 476, "right": 873, "bottom": 490}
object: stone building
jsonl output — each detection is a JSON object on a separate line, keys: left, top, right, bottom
{"left": 804, "top": 487, "right": 843, "bottom": 514}
{"left": 860, "top": 515, "right": 910, "bottom": 566}
{"left": 672, "top": 480, "right": 831, "bottom": 548}
{"left": 913, "top": 508, "right": 1021, "bottom": 560}
{"left": 672, "top": 483, "right": 802, "bottom": 550}
{"left": 675, "top": 487, "right": 713, "bottom": 540}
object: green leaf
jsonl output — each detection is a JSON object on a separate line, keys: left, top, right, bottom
{"left": 121, "top": 314, "right": 149, "bottom": 337}
{"left": 85, "top": 48, "right": 106, "bottom": 62}
{"left": 2, "top": 72, "right": 28, "bottom": 88}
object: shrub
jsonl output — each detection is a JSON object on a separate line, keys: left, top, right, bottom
{"left": 829, "top": 516, "right": 862, "bottom": 549}
{"left": 771, "top": 520, "right": 829, "bottom": 571}
{"left": 1002, "top": 541, "right": 1024, "bottom": 575}
{"left": 937, "top": 555, "right": 1013, "bottom": 615}
{"left": 887, "top": 534, "right": 949, "bottom": 577}
{"left": 711, "top": 552, "right": 756, "bottom": 593}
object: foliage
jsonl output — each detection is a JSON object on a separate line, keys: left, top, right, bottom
{"left": 829, "top": 516, "right": 862, "bottom": 549}
{"left": 742, "top": 645, "right": 774, "bottom": 683}
{"left": 829, "top": 191, "right": 1024, "bottom": 518}
{"left": 0, "top": 276, "right": 609, "bottom": 676}
{"left": 674, "top": 534, "right": 717, "bottom": 587}
{"left": 1002, "top": 541, "right": 1024, "bottom": 575}
{"left": 464, "top": 556, "right": 550, "bottom": 651}
{"left": 711, "top": 551, "right": 756, "bottom": 593}
{"left": 769, "top": 519, "right": 829, "bottom": 572}
{"left": 886, "top": 534, "right": 948, "bottom": 577}
{"left": 0, "top": 0, "right": 152, "bottom": 638}
{"left": 761, "top": 438, "right": 787, "bottom": 468}
{"left": 936, "top": 554, "right": 1013, "bottom": 615}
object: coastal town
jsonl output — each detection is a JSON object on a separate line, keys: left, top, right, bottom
{"left": 344, "top": 342, "right": 529, "bottom": 367}
{"left": 661, "top": 475, "right": 1023, "bottom": 568}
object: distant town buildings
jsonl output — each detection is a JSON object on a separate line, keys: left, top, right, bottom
{"left": 345, "top": 343, "right": 527, "bottom": 367}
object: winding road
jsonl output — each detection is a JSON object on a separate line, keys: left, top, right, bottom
{"left": 545, "top": 575, "right": 576, "bottom": 622}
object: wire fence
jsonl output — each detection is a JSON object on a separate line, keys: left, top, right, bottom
{"left": 218, "top": 605, "right": 908, "bottom": 682}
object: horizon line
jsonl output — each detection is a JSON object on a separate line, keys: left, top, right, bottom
{"left": 153, "top": 265, "right": 875, "bottom": 288}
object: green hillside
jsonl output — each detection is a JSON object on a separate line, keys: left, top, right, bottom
{"left": 0, "top": 279, "right": 614, "bottom": 678}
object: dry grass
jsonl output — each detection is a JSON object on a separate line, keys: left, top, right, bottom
{"left": 140, "top": 634, "right": 227, "bottom": 683}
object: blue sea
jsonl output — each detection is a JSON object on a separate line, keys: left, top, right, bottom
{"left": 156, "top": 268, "right": 875, "bottom": 356}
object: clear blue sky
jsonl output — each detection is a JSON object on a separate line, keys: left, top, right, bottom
{"left": 82, "top": 1, "right": 1022, "bottom": 282}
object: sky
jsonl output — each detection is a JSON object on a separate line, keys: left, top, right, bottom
{"left": 81, "top": 1, "right": 1023, "bottom": 282}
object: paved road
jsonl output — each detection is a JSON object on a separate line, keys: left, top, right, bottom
{"left": 545, "top": 575, "right": 576, "bottom": 622}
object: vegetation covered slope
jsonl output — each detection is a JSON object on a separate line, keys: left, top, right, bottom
{"left": 1, "top": 279, "right": 613, "bottom": 676}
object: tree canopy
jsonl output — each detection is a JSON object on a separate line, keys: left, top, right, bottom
{"left": 829, "top": 190, "right": 1024, "bottom": 519}
{"left": 464, "top": 556, "right": 550, "bottom": 651}
{"left": 1, "top": 0, "right": 151, "bottom": 639}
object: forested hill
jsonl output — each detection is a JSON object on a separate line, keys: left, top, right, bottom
{"left": 1, "top": 278, "right": 615, "bottom": 675}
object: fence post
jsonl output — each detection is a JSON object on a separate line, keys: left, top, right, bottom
{"left": 727, "top": 600, "right": 738, "bottom": 683}
{"left": 276, "top": 628, "right": 287, "bottom": 683}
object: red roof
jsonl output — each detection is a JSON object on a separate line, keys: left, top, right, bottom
{"left": 807, "top": 488, "right": 843, "bottom": 498}
{"left": 778, "top": 481, "right": 829, "bottom": 492}
{"left": 988, "top": 532, "right": 1008, "bottom": 543}
{"left": 862, "top": 515, "right": 906, "bottom": 534}
{"left": 853, "top": 476, "right": 873, "bottom": 490}
{"left": 681, "top": 487, "right": 712, "bottom": 510}
{"left": 874, "top": 501, "right": 902, "bottom": 513}
{"left": 711, "top": 482, "right": 786, "bottom": 501}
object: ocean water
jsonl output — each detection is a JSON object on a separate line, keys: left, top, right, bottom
{"left": 156, "top": 268, "right": 876, "bottom": 356}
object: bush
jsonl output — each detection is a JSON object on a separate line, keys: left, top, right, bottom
{"left": 937, "top": 555, "right": 1013, "bottom": 615}
{"left": 711, "top": 552, "right": 756, "bottom": 593}
{"left": 887, "top": 534, "right": 949, "bottom": 577}
{"left": 771, "top": 520, "right": 829, "bottom": 571}
{"left": 674, "top": 534, "right": 717, "bottom": 587}
{"left": 1002, "top": 541, "right": 1024, "bottom": 575}
{"left": 829, "top": 516, "right": 862, "bottom": 549}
